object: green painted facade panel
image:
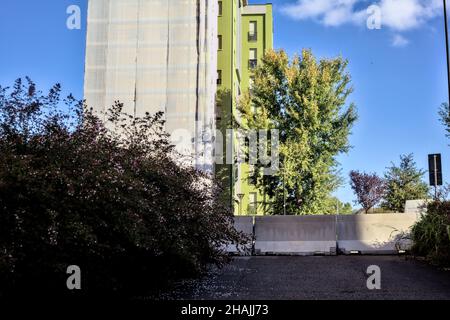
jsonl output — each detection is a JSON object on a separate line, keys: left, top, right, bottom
{"left": 217, "top": 1, "right": 273, "bottom": 215}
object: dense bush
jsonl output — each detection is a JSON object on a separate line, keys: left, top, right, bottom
{"left": 412, "top": 200, "right": 450, "bottom": 266}
{"left": 0, "top": 78, "right": 247, "bottom": 298}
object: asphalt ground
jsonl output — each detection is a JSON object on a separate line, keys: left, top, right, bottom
{"left": 165, "top": 256, "right": 450, "bottom": 300}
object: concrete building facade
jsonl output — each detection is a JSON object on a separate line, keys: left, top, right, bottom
{"left": 216, "top": 0, "right": 273, "bottom": 215}
{"left": 84, "top": 0, "right": 218, "bottom": 172}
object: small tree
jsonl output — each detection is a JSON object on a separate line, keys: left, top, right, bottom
{"left": 341, "top": 202, "right": 353, "bottom": 214}
{"left": 382, "top": 154, "right": 429, "bottom": 212}
{"left": 323, "top": 196, "right": 353, "bottom": 214}
{"left": 349, "top": 171, "right": 386, "bottom": 213}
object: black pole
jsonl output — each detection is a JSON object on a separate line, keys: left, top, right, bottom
{"left": 444, "top": 0, "right": 450, "bottom": 106}
{"left": 434, "top": 155, "right": 438, "bottom": 200}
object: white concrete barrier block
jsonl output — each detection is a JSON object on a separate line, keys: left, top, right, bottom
{"left": 254, "top": 216, "right": 337, "bottom": 255}
{"left": 226, "top": 216, "right": 253, "bottom": 255}
{"left": 337, "top": 213, "right": 420, "bottom": 254}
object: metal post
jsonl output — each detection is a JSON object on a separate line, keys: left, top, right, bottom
{"left": 434, "top": 155, "right": 438, "bottom": 199}
{"left": 444, "top": 0, "right": 450, "bottom": 106}
{"left": 283, "top": 164, "right": 286, "bottom": 215}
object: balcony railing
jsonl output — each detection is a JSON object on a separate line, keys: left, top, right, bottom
{"left": 248, "top": 59, "right": 257, "bottom": 69}
{"left": 248, "top": 32, "right": 257, "bottom": 42}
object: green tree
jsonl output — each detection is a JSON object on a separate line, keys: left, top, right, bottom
{"left": 238, "top": 49, "right": 357, "bottom": 215}
{"left": 439, "top": 103, "right": 450, "bottom": 141}
{"left": 341, "top": 202, "right": 353, "bottom": 214}
{"left": 323, "top": 196, "right": 353, "bottom": 214}
{"left": 382, "top": 154, "right": 429, "bottom": 213}
{"left": 349, "top": 170, "right": 386, "bottom": 213}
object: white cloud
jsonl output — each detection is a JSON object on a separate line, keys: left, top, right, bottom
{"left": 281, "top": 0, "right": 362, "bottom": 27}
{"left": 391, "top": 34, "right": 410, "bottom": 47}
{"left": 281, "top": 0, "right": 442, "bottom": 31}
{"left": 379, "top": 0, "right": 442, "bottom": 31}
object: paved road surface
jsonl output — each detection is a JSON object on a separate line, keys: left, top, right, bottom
{"left": 166, "top": 256, "right": 450, "bottom": 300}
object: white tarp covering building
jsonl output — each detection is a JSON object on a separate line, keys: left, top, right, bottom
{"left": 84, "top": 0, "right": 218, "bottom": 172}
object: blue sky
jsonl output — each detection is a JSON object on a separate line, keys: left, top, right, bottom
{"left": 0, "top": 0, "right": 448, "bottom": 207}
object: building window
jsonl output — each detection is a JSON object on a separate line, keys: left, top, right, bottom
{"left": 248, "top": 21, "right": 257, "bottom": 41}
{"left": 218, "top": 1, "right": 222, "bottom": 16}
{"left": 217, "top": 70, "right": 222, "bottom": 85}
{"left": 244, "top": 138, "right": 251, "bottom": 162}
{"left": 249, "top": 48, "right": 257, "bottom": 69}
{"left": 218, "top": 35, "right": 222, "bottom": 50}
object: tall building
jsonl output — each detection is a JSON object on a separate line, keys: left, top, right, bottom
{"left": 216, "top": 0, "right": 273, "bottom": 215}
{"left": 84, "top": 0, "right": 218, "bottom": 172}
{"left": 83, "top": 0, "right": 274, "bottom": 215}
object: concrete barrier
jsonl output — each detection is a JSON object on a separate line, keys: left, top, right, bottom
{"left": 405, "top": 200, "right": 428, "bottom": 214}
{"left": 226, "top": 216, "right": 254, "bottom": 255}
{"left": 336, "top": 213, "right": 420, "bottom": 254}
{"left": 254, "top": 216, "right": 337, "bottom": 255}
